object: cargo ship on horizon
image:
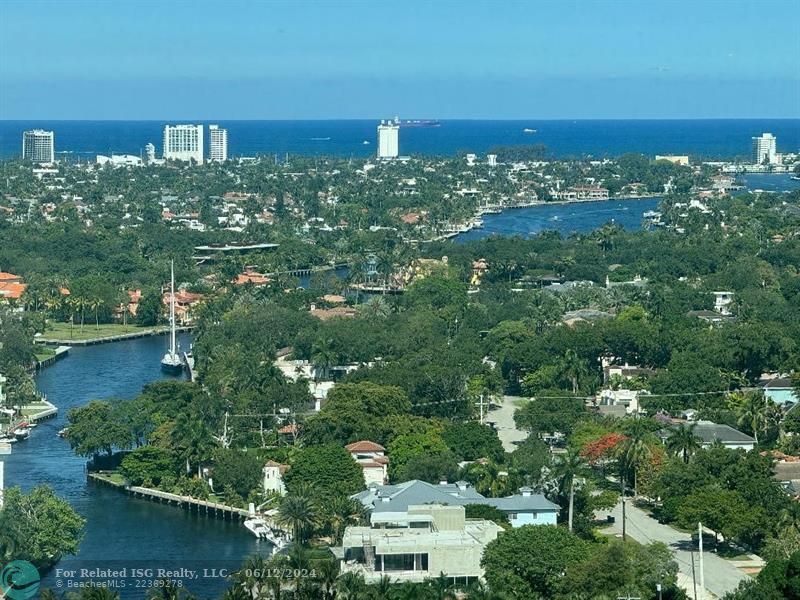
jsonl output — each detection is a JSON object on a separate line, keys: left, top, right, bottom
{"left": 393, "top": 117, "right": 441, "bottom": 128}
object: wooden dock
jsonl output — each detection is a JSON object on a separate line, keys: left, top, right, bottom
{"left": 88, "top": 472, "right": 249, "bottom": 520}
{"left": 35, "top": 326, "right": 193, "bottom": 347}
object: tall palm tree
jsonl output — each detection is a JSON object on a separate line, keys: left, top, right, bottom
{"left": 558, "top": 349, "right": 590, "bottom": 394}
{"left": 90, "top": 297, "right": 104, "bottom": 330}
{"left": 552, "top": 448, "right": 587, "bottom": 532}
{"left": 325, "top": 496, "right": 365, "bottom": 545}
{"left": 620, "top": 420, "right": 655, "bottom": 497}
{"left": 311, "top": 338, "right": 338, "bottom": 382}
{"left": 277, "top": 492, "right": 320, "bottom": 545}
{"left": 728, "top": 391, "right": 769, "bottom": 443}
{"left": 666, "top": 423, "right": 701, "bottom": 463}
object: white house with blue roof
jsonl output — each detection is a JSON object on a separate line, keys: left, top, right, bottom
{"left": 352, "top": 479, "right": 559, "bottom": 527}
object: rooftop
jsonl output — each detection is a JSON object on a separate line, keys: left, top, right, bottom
{"left": 354, "top": 479, "right": 559, "bottom": 514}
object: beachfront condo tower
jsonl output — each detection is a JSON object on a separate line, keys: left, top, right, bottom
{"left": 22, "top": 129, "right": 55, "bottom": 164}
{"left": 377, "top": 120, "right": 399, "bottom": 159}
{"left": 752, "top": 132, "right": 778, "bottom": 165}
{"left": 209, "top": 125, "right": 228, "bottom": 162}
{"left": 163, "top": 124, "right": 204, "bottom": 163}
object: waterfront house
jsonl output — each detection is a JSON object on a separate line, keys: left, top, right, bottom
{"left": 353, "top": 479, "right": 559, "bottom": 528}
{"left": 335, "top": 503, "right": 501, "bottom": 584}
{"left": 262, "top": 460, "right": 289, "bottom": 496}
{"left": 346, "top": 440, "right": 389, "bottom": 486}
{"left": 0, "top": 272, "right": 27, "bottom": 305}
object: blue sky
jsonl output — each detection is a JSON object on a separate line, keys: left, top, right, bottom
{"left": 1, "top": 0, "right": 798, "bottom": 119}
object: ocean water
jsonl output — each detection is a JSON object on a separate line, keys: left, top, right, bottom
{"left": 1, "top": 119, "right": 799, "bottom": 160}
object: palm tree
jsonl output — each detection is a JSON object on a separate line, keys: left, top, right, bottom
{"left": 728, "top": 391, "right": 769, "bottom": 443}
{"left": 666, "top": 423, "right": 701, "bottom": 463}
{"left": 360, "top": 295, "right": 390, "bottom": 319}
{"left": 334, "top": 572, "right": 367, "bottom": 600}
{"left": 171, "top": 414, "right": 216, "bottom": 477}
{"left": 317, "top": 558, "right": 340, "bottom": 600}
{"left": 311, "top": 338, "right": 338, "bottom": 382}
{"left": 325, "top": 496, "right": 365, "bottom": 545}
{"left": 558, "top": 349, "right": 590, "bottom": 394}
{"left": 277, "top": 491, "right": 320, "bottom": 545}
{"left": 620, "top": 420, "right": 655, "bottom": 497}
{"left": 90, "top": 297, "right": 104, "bottom": 330}
{"left": 553, "top": 448, "right": 587, "bottom": 532}
{"left": 368, "top": 575, "right": 394, "bottom": 599}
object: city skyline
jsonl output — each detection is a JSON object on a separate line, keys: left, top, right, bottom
{"left": 1, "top": 0, "right": 798, "bottom": 120}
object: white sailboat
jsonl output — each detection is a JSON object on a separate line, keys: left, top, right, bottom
{"left": 160, "top": 260, "right": 183, "bottom": 374}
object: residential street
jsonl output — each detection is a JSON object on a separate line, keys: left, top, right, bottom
{"left": 486, "top": 395, "right": 528, "bottom": 452}
{"left": 601, "top": 500, "right": 750, "bottom": 598}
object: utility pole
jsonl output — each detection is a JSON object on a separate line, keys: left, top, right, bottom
{"left": 698, "top": 522, "right": 705, "bottom": 599}
{"left": 621, "top": 474, "right": 627, "bottom": 541}
{"left": 690, "top": 551, "right": 698, "bottom": 600}
{"left": 475, "top": 393, "right": 487, "bottom": 425}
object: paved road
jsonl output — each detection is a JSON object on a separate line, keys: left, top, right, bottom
{"left": 601, "top": 501, "right": 749, "bottom": 599}
{"left": 486, "top": 395, "right": 529, "bottom": 452}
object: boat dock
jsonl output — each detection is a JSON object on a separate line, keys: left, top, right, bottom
{"left": 183, "top": 351, "right": 196, "bottom": 381}
{"left": 88, "top": 472, "right": 249, "bottom": 520}
{"left": 35, "top": 345, "right": 71, "bottom": 369}
{"left": 35, "top": 326, "right": 192, "bottom": 347}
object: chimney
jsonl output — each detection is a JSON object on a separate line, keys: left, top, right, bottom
{"left": 439, "top": 478, "right": 448, "bottom": 486}
{"left": 456, "top": 480, "right": 469, "bottom": 491}
{"left": 519, "top": 486, "right": 532, "bottom": 497}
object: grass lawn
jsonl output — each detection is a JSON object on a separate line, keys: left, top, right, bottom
{"left": 34, "top": 349, "right": 56, "bottom": 362}
{"left": 92, "top": 472, "right": 126, "bottom": 486}
{"left": 40, "top": 322, "right": 163, "bottom": 341}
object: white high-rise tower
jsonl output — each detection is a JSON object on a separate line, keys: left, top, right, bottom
{"left": 22, "top": 129, "right": 55, "bottom": 163}
{"left": 163, "top": 124, "right": 204, "bottom": 163}
{"left": 752, "top": 133, "right": 778, "bottom": 165}
{"left": 145, "top": 143, "right": 156, "bottom": 163}
{"left": 377, "top": 120, "right": 399, "bottom": 159}
{"left": 209, "top": 125, "right": 228, "bottom": 162}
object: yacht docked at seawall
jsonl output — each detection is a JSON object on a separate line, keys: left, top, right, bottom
{"left": 161, "top": 260, "right": 183, "bottom": 374}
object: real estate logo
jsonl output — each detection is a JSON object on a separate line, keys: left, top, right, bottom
{"left": 0, "top": 560, "right": 40, "bottom": 600}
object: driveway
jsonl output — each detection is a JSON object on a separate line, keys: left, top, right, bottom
{"left": 600, "top": 500, "right": 750, "bottom": 599}
{"left": 486, "top": 395, "right": 529, "bottom": 452}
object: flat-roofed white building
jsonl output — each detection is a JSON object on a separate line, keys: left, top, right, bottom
{"left": 209, "top": 125, "right": 228, "bottom": 162}
{"left": 377, "top": 120, "right": 399, "bottom": 159}
{"left": 163, "top": 124, "right": 203, "bottom": 163}
{"left": 336, "top": 504, "right": 501, "bottom": 584}
{"left": 22, "top": 130, "right": 55, "bottom": 164}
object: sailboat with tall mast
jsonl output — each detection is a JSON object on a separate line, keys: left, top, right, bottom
{"left": 161, "top": 260, "right": 183, "bottom": 374}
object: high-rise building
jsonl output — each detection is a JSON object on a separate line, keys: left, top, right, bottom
{"left": 208, "top": 125, "right": 228, "bottom": 162}
{"left": 377, "top": 120, "right": 399, "bottom": 159}
{"left": 752, "top": 133, "right": 778, "bottom": 165}
{"left": 22, "top": 130, "right": 55, "bottom": 163}
{"left": 487, "top": 154, "right": 498, "bottom": 167}
{"left": 163, "top": 124, "right": 203, "bottom": 163}
{"left": 145, "top": 143, "right": 156, "bottom": 163}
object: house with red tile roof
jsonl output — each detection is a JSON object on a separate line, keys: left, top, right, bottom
{"left": 0, "top": 272, "right": 27, "bottom": 303}
{"left": 346, "top": 440, "right": 389, "bottom": 486}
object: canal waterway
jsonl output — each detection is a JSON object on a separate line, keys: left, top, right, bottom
{"left": 7, "top": 333, "right": 265, "bottom": 598}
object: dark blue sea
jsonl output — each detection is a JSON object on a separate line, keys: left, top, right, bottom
{"left": 1, "top": 120, "right": 799, "bottom": 160}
